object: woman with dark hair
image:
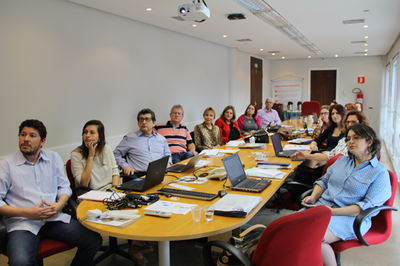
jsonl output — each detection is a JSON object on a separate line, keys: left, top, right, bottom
{"left": 310, "top": 104, "right": 346, "bottom": 152}
{"left": 71, "top": 120, "right": 152, "bottom": 266}
{"left": 237, "top": 104, "right": 262, "bottom": 136}
{"left": 215, "top": 105, "right": 243, "bottom": 143}
{"left": 71, "top": 120, "right": 119, "bottom": 191}
{"left": 311, "top": 105, "right": 331, "bottom": 141}
{"left": 303, "top": 124, "right": 391, "bottom": 266}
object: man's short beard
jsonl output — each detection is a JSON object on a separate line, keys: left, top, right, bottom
{"left": 20, "top": 145, "right": 41, "bottom": 156}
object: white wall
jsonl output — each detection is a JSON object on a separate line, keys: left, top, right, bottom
{"left": 0, "top": 0, "right": 241, "bottom": 162}
{"left": 268, "top": 56, "right": 385, "bottom": 133}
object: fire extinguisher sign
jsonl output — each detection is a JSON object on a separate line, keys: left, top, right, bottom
{"left": 357, "top": 76, "right": 365, "bottom": 84}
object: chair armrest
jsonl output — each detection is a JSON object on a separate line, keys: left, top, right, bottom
{"left": 353, "top": 205, "right": 398, "bottom": 246}
{"left": 286, "top": 181, "right": 313, "bottom": 189}
{"left": 0, "top": 217, "right": 7, "bottom": 254}
{"left": 202, "top": 241, "right": 255, "bottom": 266}
{"left": 297, "top": 189, "right": 313, "bottom": 209}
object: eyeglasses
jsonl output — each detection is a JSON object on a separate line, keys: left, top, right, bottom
{"left": 345, "top": 120, "right": 359, "bottom": 125}
{"left": 320, "top": 112, "right": 329, "bottom": 115}
{"left": 139, "top": 117, "right": 152, "bottom": 122}
{"left": 345, "top": 135, "right": 363, "bottom": 142}
{"left": 171, "top": 112, "right": 183, "bottom": 116}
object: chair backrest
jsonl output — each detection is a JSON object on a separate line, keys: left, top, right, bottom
{"left": 251, "top": 205, "right": 331, "bottom": 266}
{"left": 66, "top": 159, "right": 77, "bottom": 200}
{"left": 301, "top": 101, "right": 320, "bottom": 116}
{"left": 322, "top": 154, "right": 343, "bottom": 176}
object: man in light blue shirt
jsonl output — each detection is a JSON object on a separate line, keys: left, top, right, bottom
{"left": 114, "top": 108, "right": 172, "bottom": 176}
{"left": 0, "top": 119, "right": 102, "bottom": 266}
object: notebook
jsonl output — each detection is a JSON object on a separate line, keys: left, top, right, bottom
{"left": 118, "top": 156, "right": 169, "bottom": 192}
{"left": 167, "top": 154, "right": 204, "bottom": 173}
{"left": 221, "top": 153, "right": 271, "bottom": 193}
{"left": 271, "top": 134, "right": 297, "bottom": 158}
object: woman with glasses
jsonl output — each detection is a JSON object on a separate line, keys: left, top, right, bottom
{"left": 302, "top": 124, "right": 391, "bottom": 266}
{"left": 237, "top": 104, "right": 262, "bottom": 136}
{"left": 310, "top": 104, "right": 346, "bottom": 152}
{"left": 215, "top": 105, "right": 243, "bottom": 143}
{"left": 311, "top": 105, "right": 331, "bottom": 141}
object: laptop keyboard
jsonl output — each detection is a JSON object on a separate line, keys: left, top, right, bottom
{"left": 236, "top": 178, "right": 259, "bottom": 189}
{"left": 157, "top": 188, "right": 218, "bottom": 201}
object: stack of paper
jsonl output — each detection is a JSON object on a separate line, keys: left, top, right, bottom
{"left": 245, "top": 168, "right": 286, "bottom": 179}
{"left": 211, "top": 194, "right": 262, "bottom": 215}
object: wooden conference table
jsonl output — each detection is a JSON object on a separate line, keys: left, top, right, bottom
{"left": 77, "top": 119, "right": 308, "bottom": 266}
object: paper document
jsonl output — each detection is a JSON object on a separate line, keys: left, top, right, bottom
{"left": 283, "top": 144, "right": 310, "bottom": 151}
{"left": 78, "top": 190, "right": 125, "bottom": 201}
{"left": 200, "top": 149, "right": 219, "bottom": 157}
{"left": 144, "top": 200, "right": 196, "bottom": 215}
{"left": 168, "top": 183, "right": 195, "bottom": 190}
{"left": 288, "top": 138, "right": 313, "bottom": 144}
{"left": 211, "top": 194, "right": 262, "bottom": 214}
{"left": 225, "top": 141, "right": 244, "bottom": 147}
{"left": 245, "top": 168, "right": 286, "bottom": 179}
{"left": 85, "top": 210, "right": 143, "bottom": 228}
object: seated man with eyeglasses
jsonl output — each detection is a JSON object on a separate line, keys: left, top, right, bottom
{"left": 154, "top": 105, "right": 198, "bottom": 164}
{"left": 114, "top": 108, "right": 172, "bottom": 176}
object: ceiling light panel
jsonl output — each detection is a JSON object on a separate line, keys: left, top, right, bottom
{"left": 235, "top": 0, "right": 324, "bottom": 55}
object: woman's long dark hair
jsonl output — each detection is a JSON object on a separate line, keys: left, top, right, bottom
{"left": 328, "top": 104, "right": 346, "bottom": 131}
{"left": 244, "top": 104, "right": 258, "bottom": 118}
{"left": 78, "top": 120, "right": 106, "bottom": 160}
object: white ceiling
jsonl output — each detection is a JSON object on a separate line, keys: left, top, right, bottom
{"left": 68, "top": 0, "right": 400, "bottom": 60}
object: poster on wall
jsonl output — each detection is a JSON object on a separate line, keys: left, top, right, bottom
{"left": 271, "top": 78, "right": 303, "bottom": 109}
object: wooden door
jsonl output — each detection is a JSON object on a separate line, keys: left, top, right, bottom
{"left": 310, "top": 70, "right": 336, "bottom": 106}
{"left": 250, "top": 57, "right": 263, "bottom": 109}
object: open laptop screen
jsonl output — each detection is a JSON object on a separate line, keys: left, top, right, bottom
{"left": 271, "top": 134, "right": 283, "bottom": 155}
{"left": 222, "top": 153, "right": 247, "bottom": 187}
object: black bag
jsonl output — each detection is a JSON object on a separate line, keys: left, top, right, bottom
{"left": 289, "top": 163, "right": 325, "bottom": 200}
{"left": 252, "top": 130, "right": 269, "bottom": 143}
{"left": 267, "top": 125, "right": 281, "bottom": 133}
{"left": 217, "top": 224, "right": 266, "bottom": 266}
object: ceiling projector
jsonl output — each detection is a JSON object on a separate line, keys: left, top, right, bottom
{"left": 178, "top": 1, "right": 210, "bottom": 22}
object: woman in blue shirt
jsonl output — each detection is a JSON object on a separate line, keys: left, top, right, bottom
{"left": 303, "top": 124, "right": 391, "bottom": 266}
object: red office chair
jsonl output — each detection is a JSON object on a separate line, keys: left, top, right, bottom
{"left": 203, "top": 205, "right": 332, "bottom": 266}
{"left": 301, "top": 101, "right": 320, "bottom": 116}
{"left": 65, "top": 159, "right": 133, "bottom": 265}
{"left": 330, "top": 170, "right": 398, "bottom": 266}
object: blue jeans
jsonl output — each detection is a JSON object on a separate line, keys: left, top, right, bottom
{"left": 6, "top": 219, "right": 102, "bottom": 266}
{"left": 171, "top": 152, "right": 194, "bottom": 164}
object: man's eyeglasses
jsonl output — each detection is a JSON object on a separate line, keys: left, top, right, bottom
{"left": 171, "top": 112, "right": 183, "bottom": 116}
{"left": 320, "top": 112, "right": 329, "bottom": 115}
{"left": 345, "top": 135, "right": 363, "bottom": 142}
{"left": 139, "top": 117, "right": 152, "bottom": 122}
{"left": 345, "top": 120, "right": 359, "bottom": 125}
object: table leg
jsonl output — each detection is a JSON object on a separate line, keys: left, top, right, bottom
{"left": 159, "top": 240, "right": 170, "bottom": 266}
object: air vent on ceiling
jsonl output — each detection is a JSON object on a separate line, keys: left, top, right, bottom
{"left": 343, "top": 19, "right": 365, "bottom": 24}
{"left": 227, "top": 13, "right": 246, "bottom": 20}
{"left": 268, "top": 51, "right": 280, "bottom": 53}
{"left": 351, "top": 41, "right": 367, "bottom": 44}
{"left": 171, "top": 16, "right": 185, "bottom": 21}
{"left": 236, "top": 38, "right": 252, "bottom": 42}
{"left": 355, "top": 52, "right": 367, "bottom": 54}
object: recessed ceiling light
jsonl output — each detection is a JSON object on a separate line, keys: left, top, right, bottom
{"left": 146, "top": 8, "right": 152, "bottom": 11}
{"left": 192, "top": 24, "right": 197, "bottom": 27}
{"left": 282, "top": 57, "right": 285, "bottom": 59}
{"left": 364, "top": 43, "right": 368, "bottom": 46}
{"left": 363, "top": 10, "right": 370, "bottom": 12}
{"left": 272, "top": 53, "right": 275, "bottom": 56}
{"left": 365, "top": 49, "right": 368, "bottom": 52}
{"left": 308, "top": 56, "right": 311, "bottom": 58}
{"left": 364, "top": 53, "right": 368, "bottom": 56}
{"left": 364, "top": 25, "right": 368, "bottom": 28}
{"left": 222, "top": 35, "right": 227, "bottom": 38}
{"left": 260, "top": 48, "right": 264, "bottom": 51}
{"left": 364, "top": 36, "right": 369, "bottom": 39}
{"left": 335, "top": 54, "right": 339, "bottom": 57}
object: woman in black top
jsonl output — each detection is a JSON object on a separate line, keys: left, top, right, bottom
{"left": 310, "top": 104, "right": 346, "bottom": 152}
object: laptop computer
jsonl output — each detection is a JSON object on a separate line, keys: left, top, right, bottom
{"left": 221, "top": 153, "right": 271, "bottom": 193}
{"left": 118, "top": 156, "right": 169, "bottom": 192}
{"left": 167, "top": 154, "right": 204, "bottom": 173}
{"left": 271, "top": 133, "right": 297, "bottom": 158}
